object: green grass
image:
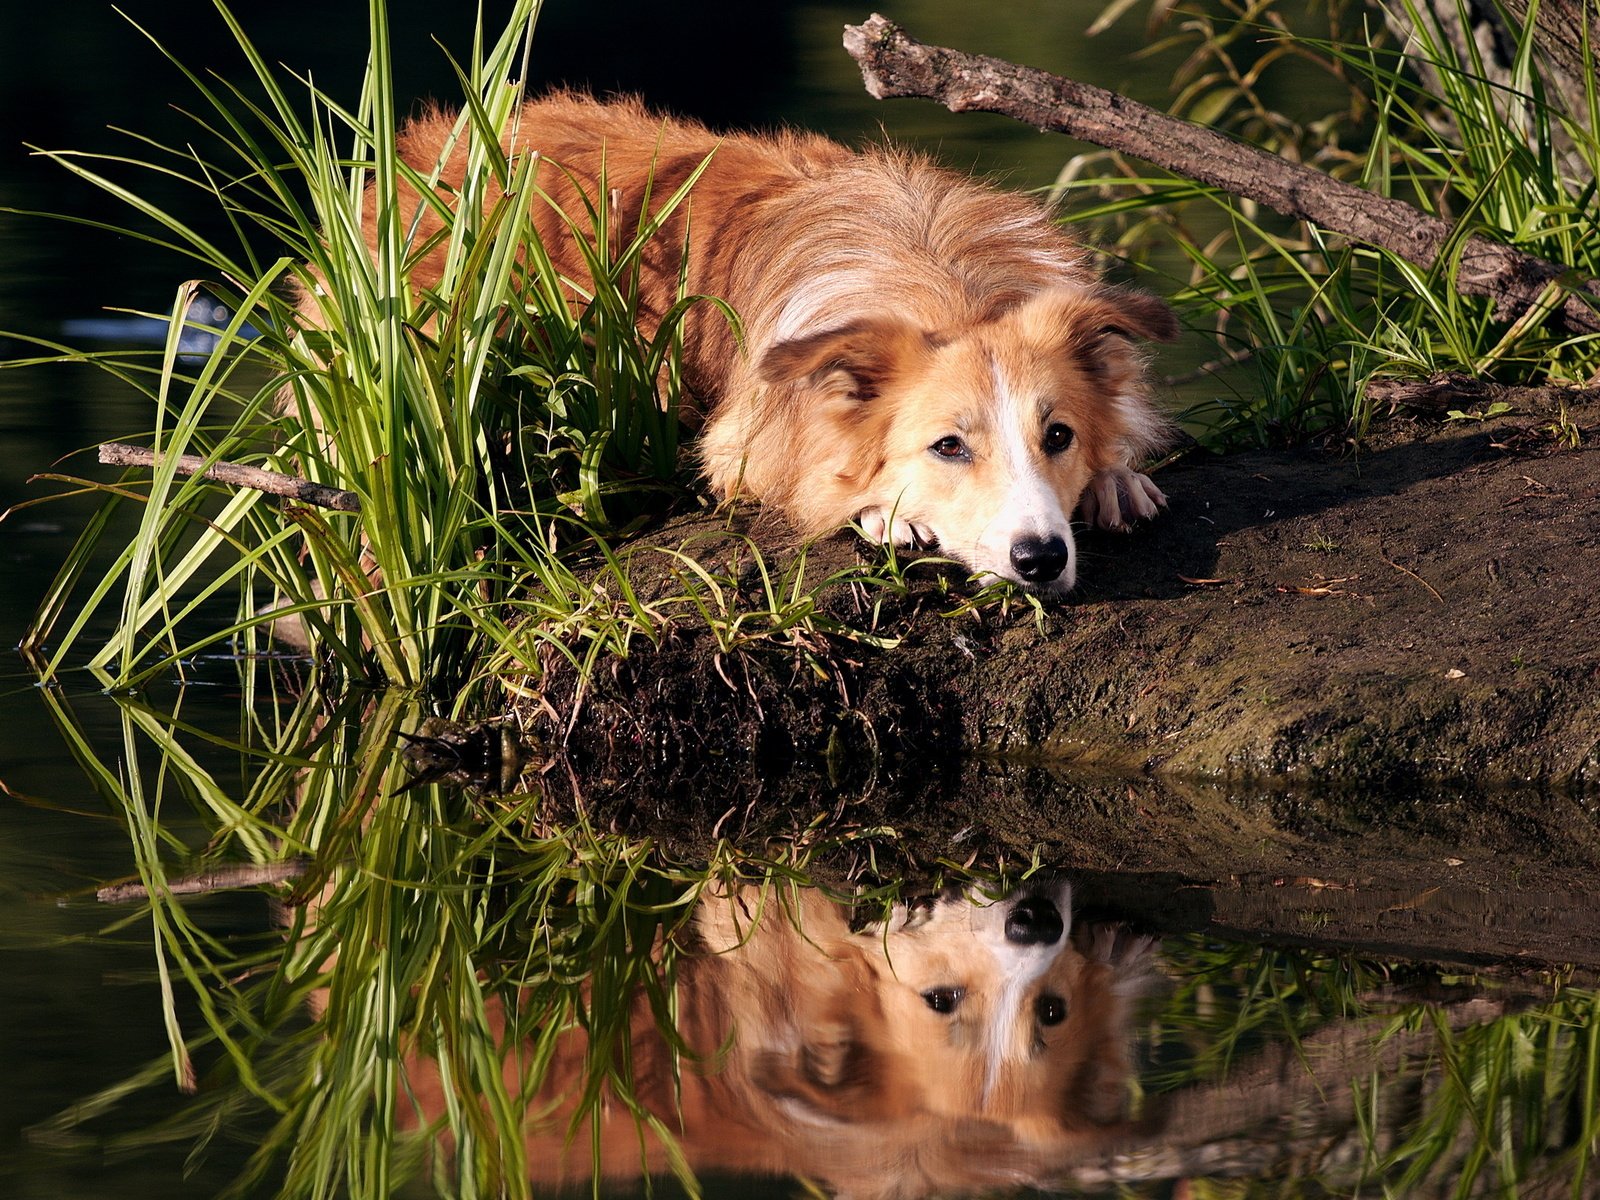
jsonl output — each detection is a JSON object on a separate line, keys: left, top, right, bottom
{"left": 3, "top": 0, "right": 750, "bottom": 696}
{"left": 13, "top": 3, "right": 1600, "bottom": 1194}
{"left": 9, "top": 0, "right": 1598, "bottom": 697}
{"left": 1061, "top": 0, "right": 1600, "bottom": 450}
{"left": 1, "top": 0, "right": 979, "bottom": 711}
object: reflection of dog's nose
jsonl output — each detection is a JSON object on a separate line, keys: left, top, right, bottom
{"left": 1009, "top": 536, "right": 1069, "bottom": 583}
{"left": 1005, "top": 895, "right": 1064, "bottom": 945}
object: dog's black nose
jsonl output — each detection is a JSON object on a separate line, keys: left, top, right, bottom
{"left": 1009, "top": 536, "right": 1069, "bottom": 583}
{"left": 1005, "top": 895, "right": 1064, "bottom": 946}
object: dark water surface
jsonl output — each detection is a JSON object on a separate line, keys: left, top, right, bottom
{"left": 3, "top": 3, "right": 1597, "bottom": 1198}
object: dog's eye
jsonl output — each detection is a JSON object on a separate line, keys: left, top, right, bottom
{"left": 1043, "top": 423, "right": 1075, "bottom": 455}
{"left": 922, "top": 987, "right": 964, "bottom": 1014}
{"left": 930, "top": 435, "right": 969, "bottom": 461}
{"left": 1036, "top": 994, "right": 1069, "bottom": 1026}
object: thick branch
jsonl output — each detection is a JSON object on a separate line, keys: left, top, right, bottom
{"left": 843, "top": 14, "right": 1600, "bottom": 335}
{"left": 100, "top": 442, "right": 362, "bottom": 512}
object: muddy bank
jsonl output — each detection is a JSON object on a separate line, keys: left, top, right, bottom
{"left": 529, "top": 746, "right": 1600, "bottom": 976}
{"left": 535, "top": 393, "right": 1600, "bottom": 790}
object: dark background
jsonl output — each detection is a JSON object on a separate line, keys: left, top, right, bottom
{"left": 0, "top": 0, "right": 802, "bottom": 325}
{"left": 0, "top": 1, "right": 1170, "bottom": 331}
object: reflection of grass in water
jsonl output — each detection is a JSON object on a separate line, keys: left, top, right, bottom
{"left": 1359, "top": 993, "right": 1600, "bottom": 1199}
{"left": 32, "top": 665, "right": 1600, "bottom": 1198}
{"left": 1149, "top": 935, "right": 1600, "bottom": 1197}
{"left": 1146, "top": 935, "right": 1378, "bottom": 1085}
{"left": 34, "top": 676, "right": 996, "bottom": 1198}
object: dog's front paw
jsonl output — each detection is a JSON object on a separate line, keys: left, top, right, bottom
{"left": 856, "top": 506, "right": 936, "bottom": 550}
{"left": 1080, "top": 467, "right": 1167, "bottom": 531}
{"left": 857, "top": 506, "right": 892, "bottom": 543}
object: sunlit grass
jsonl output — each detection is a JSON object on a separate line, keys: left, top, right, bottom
{"left": 14, "top": 1, "right": 1600, "bottom": 1195}
{"left": 3, "top": 0, "right": 745, "bottom": 696}
{"left": 2, "top": 0, "right": 985, "bottom": 713}
{"left": 1061, "top": 0, "right": 1600, "bottom": 450}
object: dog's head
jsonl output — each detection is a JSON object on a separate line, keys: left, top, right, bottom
{"left": 757, "top": 285, "right": 1176, "bottom": 593}
{"left": 856, "top": 879, "right": 1153, "bottom": 1144}
{"left": 699, "top": 879, "right": 1155, "bottom": 1197}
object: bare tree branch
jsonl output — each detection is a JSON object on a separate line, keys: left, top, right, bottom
{"left": 842, "top": 13, "right": 1600, "bottom": 335}
{"left": 96, "top": 859, "right": 309, "bottom": 904}
{"left": 100, "top": 442, "right": 362, "bottom": 512}
{"left": 1365, "top": 372, "right": 1600, "bottom": 415}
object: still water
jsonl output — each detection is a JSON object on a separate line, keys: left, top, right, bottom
{"left": 3, "top": 3, "right": 1598, "bottom": 1198}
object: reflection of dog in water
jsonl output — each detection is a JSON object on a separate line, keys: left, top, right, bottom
{"left": 398, "top": 877, "right": 1153, "bottom": 1198}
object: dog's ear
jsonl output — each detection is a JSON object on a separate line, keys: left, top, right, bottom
{"left": 750, "top": 1034, "right": 895, "bottom": 1123}
{"left": 1014, "top": 286, "right": 1176, "bottom": 463}
{"left": 1056, "top": 924, "right": 1158, "bottom": 1130}
{"left": 757, "top": 318, "right": 930, "bottom": 401}
{"left": 1016, "top": 285, "right": 1179, "bottom": 355}
{"left": 748, "top": 945, "right": 915, "bottom": 1124}
{"left": 1088, "top": 285, "right": 1180, "bottom": 345}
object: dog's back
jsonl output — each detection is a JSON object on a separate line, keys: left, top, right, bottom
{"left": 383, "top": 91, "right": 1097, "bottom": 405}
{"left": 337, "top": 93, "right": 1173, "bottom": 589}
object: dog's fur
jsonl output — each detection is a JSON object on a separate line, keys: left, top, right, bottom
{"left": 346, "top": 93, "right": 1177, "bottom": 592}
{"left": 394, "top": 880, "right": 1151, "bottom": 1198}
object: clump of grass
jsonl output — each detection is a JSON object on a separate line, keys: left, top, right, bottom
{"left": 4, "top": 0, "right": 1007, "bottom": 715}
{"left": 4, "top": 0, "right": 736, "bottom": 695}
{"left": 1063, "top": 0, "right": 1600, "bottom": 450}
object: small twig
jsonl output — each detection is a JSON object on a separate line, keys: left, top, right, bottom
{"left": 1365, "top": 372, "right": 1600, "bottom": 415}
{"left": 96, "top": 859, "right": 309, "bottom": 904}
{"left": 1377, "top": 549, "right": 1445, "bottom": 604}
{"left": 99, "top": 442, "right": 362, "bottom": 512}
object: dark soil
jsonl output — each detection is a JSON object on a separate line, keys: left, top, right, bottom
{"left": 522, "top": 392, "right": 1600, "bottom": 972}
{"left": 538, "top": 392, "right": 1600, "bottom": 791}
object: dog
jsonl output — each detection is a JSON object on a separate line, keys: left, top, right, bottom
{"left": 353, "top": 92, "right": 1178, "bottom": 593}
{"left": 389, "top": 878, "right": 1153, "bottom": 1198}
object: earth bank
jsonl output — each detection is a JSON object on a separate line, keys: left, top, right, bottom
{"left": 534, "top": 391, "right": 1600, "bottom": 792}
{"left": 511, "top": 394, "right": 1600, "bottom": 975}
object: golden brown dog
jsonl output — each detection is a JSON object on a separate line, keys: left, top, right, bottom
{"left": 362, "top": 93, "right": 1177, "bottom": 592}
{"left": 393, "top": 879, "right": 1152, "bottom": 1198}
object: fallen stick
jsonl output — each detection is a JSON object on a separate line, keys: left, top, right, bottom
{"left": 96, "top": 859, "right": 309, "bottom": 904}
{"left": 1364, "top": 371, "right": 1600, "bottom": 414}
{"left": 842, "top": 14, "right": 1600, "bottom": 335}
{"left": 100, "top": 442, "right": 362, "bottom": 512}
